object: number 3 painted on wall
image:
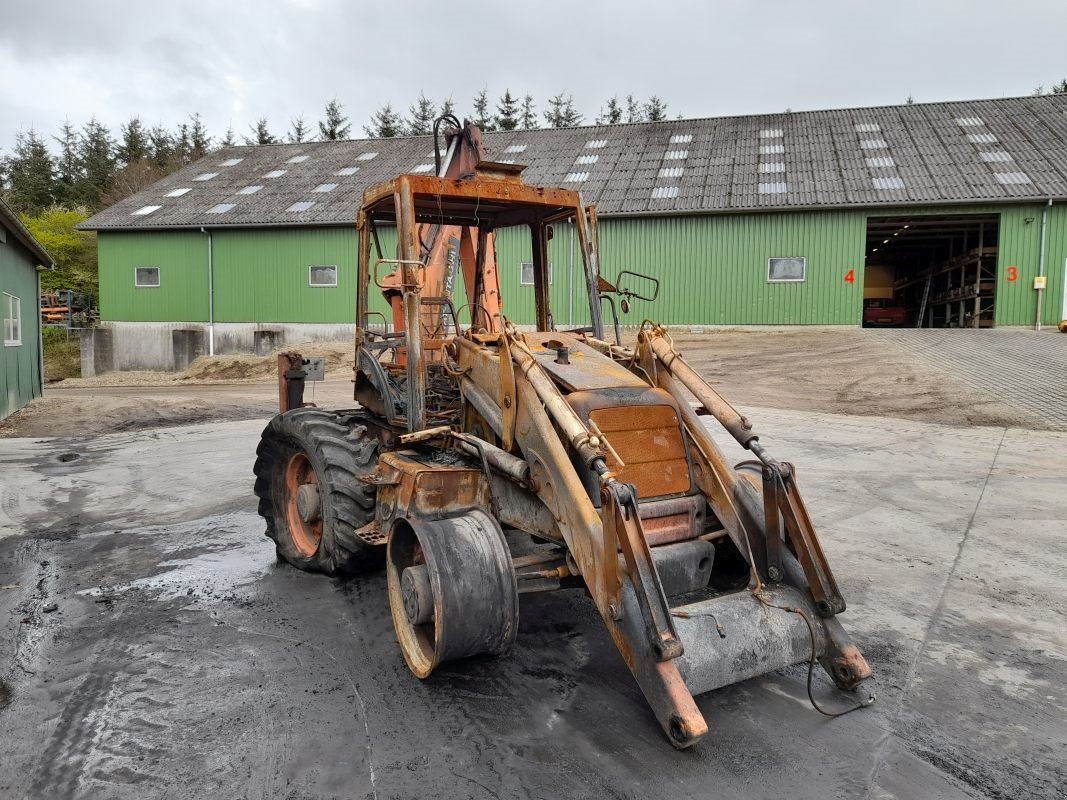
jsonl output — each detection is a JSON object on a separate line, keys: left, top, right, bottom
{"left": 1007, "top": 266, "right": 1018, "bottom": 282}
{"left": 844, "top": 269, "right": 855, "bottom": 284}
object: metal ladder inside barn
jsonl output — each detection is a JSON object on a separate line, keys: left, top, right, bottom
{"left": 915, "top": 268, "right": 934, "bottom": 328}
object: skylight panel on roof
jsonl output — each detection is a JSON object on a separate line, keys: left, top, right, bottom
{"left": 264, "top": 169, "right": 287, "bottom": 178}
{"left": 854, "top": 123, "right": 880, "bottom": 132}
{"left": 313, "top": 183, "right": 338, "bottom": 192}
{"left": 757, "top": 183, "right": 788, "bottom": 194}
{"left": 859, "top": 139, "right": 888, "bottom": 149}
{"left": 287, "top": 155, "right": 310, "bottom": 163}
{"left": 193, "top": 172, "right": 218, "bottom": 181}
{"left": 872, "top": 177, "right": 905, "bottom": 190}
{"left": 759, "top": 129, "right": 783, "bottom": 138}
{"left": 337, "top": 166, "right": 360, "bottom": 176}
{"left": 758, "top": 144, "right": 784, "bottom": 155}
{"left": 505, "top": 144, "right": 527, "bottom": 153}
{"left": 651, "top": 186, "right": 680, "bottom": 199}
{"left": 357, "top": 152, "right": 379, "bottom": 161}
{"left": 659, "top": 167, "right": 684, "bottom": 178}
{"left": 563, "top": 172, "right": 589, "bottom": 182}
{"left": 865, "top": 156, "right": 896, "bottom": 168}
{"left": 967, "top": 133, "right": 997, "bottom": 144}
{"left": 955, "top": 117, "right": 983, "bottom": 126}
{"left": 286, "top": 201, "right": 315, "bottom": 212}
{"left": 207, "top": 203, "right": 236, "bottom": 214}
{"left": 166, "top": 187, "right": 191, "bottom": 197}
{"left": 979, "top": 151, "right": 1013, "bottom": 162}
{"left": 994, "top": 172, "right": 1032, "bottom": 185}
{"left": 219, "top": 158, "right": 243, "bottom": 166}
{"left": 758, "top": 162, "right": 786, "bottom": 173}
{"left": 238, "top": 185, "right": 263, "bottom": 194}
{"left": 411, "top": 164, "right": 435, "bottom": 173}
{"left": 584, "top": 139, "right": 607, "bottom": 149}
{"left": 132, "top": 205, "right": 161, "bottom": 215}
{"left": 664, "top": 150, "right": 688, "bottom": 160}
{"left": 670, "top": 134, "right": 693, "bottom": 144}
{"left": 575, "top": 154, "right": 599, "bottom": 165}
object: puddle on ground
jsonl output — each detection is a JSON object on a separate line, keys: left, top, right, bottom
{"left": 79, "top": 510, "right": 277, "bottom": 602}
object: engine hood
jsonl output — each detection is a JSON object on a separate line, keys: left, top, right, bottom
{"left": 520, "top": 332, "right": 647, "bottom": 393}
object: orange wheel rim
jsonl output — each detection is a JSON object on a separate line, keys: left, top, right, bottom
{"left": 284, "top": 452, "right": 322, "bottom": 557}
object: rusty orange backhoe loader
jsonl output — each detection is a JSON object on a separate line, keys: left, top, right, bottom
{"left": 254, "top": 118, "right": 873, "bottom": 748}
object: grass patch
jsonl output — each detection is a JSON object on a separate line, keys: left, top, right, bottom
{"left": 42, "top": 328, "right": 81, "bottom": 383}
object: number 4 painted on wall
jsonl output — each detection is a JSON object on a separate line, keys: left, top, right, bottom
{"left": 844, "top": 269, "right": 856, "bottom": 284}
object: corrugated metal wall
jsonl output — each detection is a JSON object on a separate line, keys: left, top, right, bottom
{"left": 213, "top": 228, "right": 359, "bottom": 323}
{"left": 494, "top": 211, "right": 867, "bottom": 326}
{"left": 98, "top": 232, "right": 210, "bottom": 321}
{"left": 0, "top": 235, "right": 42, "bottom": 419}
{"left": 96, "top": 204, "right": 1067, "bottom": 327}
{"left": 994, "top": 203, "right": 1067, "bottom": 326}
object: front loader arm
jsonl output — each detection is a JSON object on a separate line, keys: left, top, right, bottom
{"left": 453, "top": 330, "right": 709, "bottom": 747}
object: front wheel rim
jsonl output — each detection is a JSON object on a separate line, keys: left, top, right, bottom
{"left": 283, "top": 452, "right": 322, "bottom": 557}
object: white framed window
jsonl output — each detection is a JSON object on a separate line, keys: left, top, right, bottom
{"left": 519, "top": 262, "right": 553, "bottom": 286}
{"left": 135, "top": 266, "right": 161, "bottom": 287}
{"left": 767, "top": 257, "right": 806, "bottom": 283}
{"left": 309, "top": 265, "right": 338, "bottom": 287}
{"left": 3, "top": 293, "right": 21, "bottom": 346}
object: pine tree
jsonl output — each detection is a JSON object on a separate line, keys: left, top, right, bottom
{"left": 246, "top": 118, "right": 278, "bottom": 145}
{"left": 148, "top": 125, "right": 174, "bottom": 168}
{"left": 544, "top": 93, "right": 567, "bottom": 128}
{"left": 644, "top": 96, "right": 668, "bottom": 122}
{"left": 625, "top": 95, "right": 644, "bottom": 123}
{"left": 520, "top": 94, "right": 538, "bottom": 130}
{"left": 188, "top": 113, "right": 211, "bottom": 157}
{"left": 117, "top": 117, "right": 150, "bottom": 165}
{"left": 220, "top": 127, "right": 237, "bottom": 147}
{"left": 1052, "top": 79, "right": 1067, "bottom": 94}
{"left": 289, "top": 116, "right": 310, "bottom": 143}
{"left": 53, "top": 122, "right": 81, "bottom": 207}
{"left": 472, "top": 88, "right": 495, "bottom": 131}
{"left": 495, "top": 89, "right": 519, "bottom": 131}
{"left": 174, "top": 122, "right": 192, "bottom": 162}
{"left": 544, "top": 92, "right": 583, "bottom": 128}
{"left": 597, "top": 97, "right": 623, "bottom": 125}
{"left": 319, "top": 99, "right": 351, "bottom": 140}
{"left": 439, "top": 96, "right": 456, "bottom": 119}
{"left": 78, "top": 118, "right": 116, "bottom": 211}
{"left": 406, "top": 92, "right": 436, "bottom": 136}
{"left": 3, "top": 129, "right": 56, "bottom": 214}
{"left": 364, "top": 104, "right": 403, "bottom": 138}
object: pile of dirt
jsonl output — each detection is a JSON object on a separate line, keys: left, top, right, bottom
{"left": 179, "top": 342, "right": 355, "bottom": 382}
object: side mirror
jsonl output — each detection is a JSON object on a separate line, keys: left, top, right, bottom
{"left": 615, "top": 270, "right": 660, "bottom": 310}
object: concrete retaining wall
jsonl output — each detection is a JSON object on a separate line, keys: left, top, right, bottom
{"left": 81, "top": 322, "right": 358, "bottom": 375}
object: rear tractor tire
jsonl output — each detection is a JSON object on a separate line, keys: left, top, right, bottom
{"left": 253, "top": 408, "right": 382, "bottom": 575}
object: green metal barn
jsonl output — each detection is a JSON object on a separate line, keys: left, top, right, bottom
{"left": 80, "top": 95, "right": 1067, "bottom": 371}
{"left": 0, "top": 198, "right": 52, "bottom": 419}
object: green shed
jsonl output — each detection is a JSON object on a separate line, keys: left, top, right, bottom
{"left": 80, "top": 95, "right": 1067, "bottom": 371}
{"left": 0, "top": 197, "right": 52, "bottom": 420}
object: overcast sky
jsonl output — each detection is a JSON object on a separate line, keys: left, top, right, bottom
{"left": 2, "top": 0, "right": 1065, "bottom": 153}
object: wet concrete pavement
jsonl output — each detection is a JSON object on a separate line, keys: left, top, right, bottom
{"left": 1, "top": 410, "right": 1065, "bottom": 799}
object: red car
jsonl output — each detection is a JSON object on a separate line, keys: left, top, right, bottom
{"left": 863, "top": 298, "right": 908, "bottom": 327}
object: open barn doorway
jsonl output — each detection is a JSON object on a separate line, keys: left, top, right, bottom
{"left": 864, "top": 214, "right": 999, "bottom": 328}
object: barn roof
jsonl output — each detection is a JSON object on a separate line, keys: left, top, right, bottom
{"left": 81, "top": 94, "right": 1067, "bottom": 231}
{"left": 0, "top": 197, "right": 54, "bottom": 268}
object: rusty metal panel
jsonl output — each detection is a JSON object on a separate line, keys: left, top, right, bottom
{"left": 590, "top": 404, "right": 691, "bottom": 498}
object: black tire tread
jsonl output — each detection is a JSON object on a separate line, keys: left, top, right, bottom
{"left": 252, "top": 408, "right": 381, "bottom": 575}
